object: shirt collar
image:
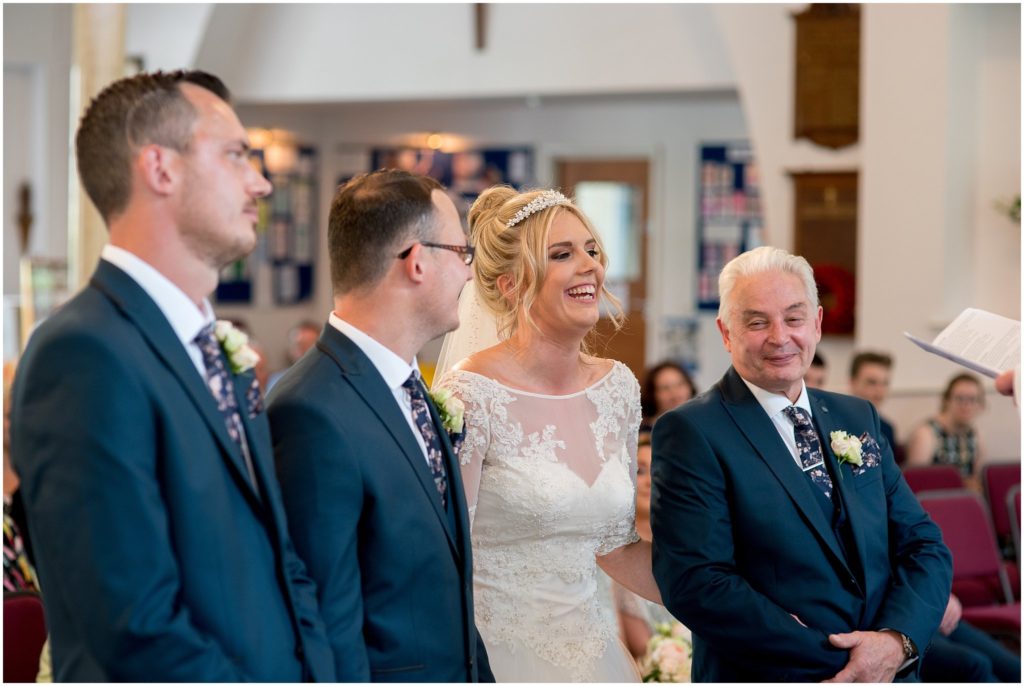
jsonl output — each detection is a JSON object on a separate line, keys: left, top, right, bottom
{"left": 328, "top": 312, "right": 418, "bottom": 390}
{"left": 739, "top": 374, "right": 812, "bottom": 420}
{"left": 101, "top": 245, "right": 214, "bottom": 347}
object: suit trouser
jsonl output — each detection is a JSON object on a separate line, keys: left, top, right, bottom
{"left": 922, "top": 622, "right": 1021, "bottom": 683}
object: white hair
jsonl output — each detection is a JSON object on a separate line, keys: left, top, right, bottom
{"left": 717, "top": 246, "right": 819, "bottom": 325}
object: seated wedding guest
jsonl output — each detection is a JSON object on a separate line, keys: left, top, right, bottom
{"left": 612, "top": 430, "right": 686, "bottom": 661}
{"left": 10, "top": 70, "right": 332, "bottom": 681}
{"left": 804, "top": 351, "right": 827, "bottom": 388}
{"left": 266, "top": 319, "right": 319, "bottom": 392}
{"left": 640, "top": 361, "right": 697, "bottom": 430}
{"left": 652, "top": 246, "right": 951, "bottom": 682}
{"left": 906, "top": 373, "right": 986, "bottom": 488}
{"left": 4, "top": 376, "right": 36, "bottom": 592}
{"left": 922, "top": 593, "right": 1021, "bottom": 682}
{"left": 849, "top": 351, "right": 904, "bottom": 464}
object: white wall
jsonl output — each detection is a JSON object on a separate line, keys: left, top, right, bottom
{"left": 716, "top": 3, "right": 1020, "bottom": 458}
{"left": 125, "top": 4, "right": 213, "bottom": 72}
{"left": 195, "top": 4, "right": 736, "bottom": 103}
{"left": 3, "top": 3, "right": 72, "bottom": 279}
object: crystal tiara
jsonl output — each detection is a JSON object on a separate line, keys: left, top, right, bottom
{"left": 505, "top": 190, "right": 572, "bottom": 228}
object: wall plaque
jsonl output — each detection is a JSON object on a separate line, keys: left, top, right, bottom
{"left": 793, "top": 4, "right": 860, "bottom": 149}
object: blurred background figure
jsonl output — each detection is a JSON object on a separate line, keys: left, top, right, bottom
{"left": 848, "top": 351, "right": 903, "bottom": 465}
{"left": 804, "top": 351, "right": 827, "bottom": 389}
{"left": 640, "top": 361, "right": 698, "bottom": 431}
{"left": 921, "top": 593, "right": 1021, "bottom": 682}
{"left": 3, "top": 364, "right": 37, "bottom": 592}
{"left": 906, "top": 373, "right": 987, "bottom": 489}
{"left": 266, "top": 319, "right": 320, "bottom": 392}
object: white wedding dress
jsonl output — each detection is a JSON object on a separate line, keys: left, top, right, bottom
{"left": 436, "top": 361, "right": 643, "bottom": 682}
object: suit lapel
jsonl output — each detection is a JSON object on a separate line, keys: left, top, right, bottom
{"left": 719, "top": 369, "right": 852, "bottom": 576}
{"left": 317, "top": 327, "right": 460, "bottom": 559}
{"left": 91, "top": 261, "right": 263, "bottom": 510}
{"left": 427, "top": 397, "right": 469, "bottom": 559}
{"left": 809, "top": 391, "right": 870, "bottom": 588}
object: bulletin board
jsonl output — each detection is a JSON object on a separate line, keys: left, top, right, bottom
{"left": 695, "top": 142, "right": 764, "bottom": 310}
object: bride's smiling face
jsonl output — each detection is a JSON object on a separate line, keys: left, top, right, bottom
{"left": 528, "top": 212, "right": 605, "bottom": 338}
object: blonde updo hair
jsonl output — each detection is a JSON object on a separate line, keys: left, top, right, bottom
{"left": 467, "top": 185, "right": 623, "bottom": 345}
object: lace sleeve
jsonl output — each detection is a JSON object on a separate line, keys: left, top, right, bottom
{"left": 435, "top": 371, "right": 490, "bottom": 529}
{"left": 596, "top": 364, "right": 643, "bottom": 554}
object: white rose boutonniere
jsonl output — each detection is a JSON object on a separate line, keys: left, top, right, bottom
{"left": 830, "top": 430, "right": 864, "bottom": 467}
{"left": 428, "top": 387, "right": 465, "bottom": 434}
{"left": 214, "top": 320, "right": 260, "bottom": 374}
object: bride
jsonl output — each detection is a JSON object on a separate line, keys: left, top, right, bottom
{"left": 434, "top": 186, "right": 661, "bottom": 682}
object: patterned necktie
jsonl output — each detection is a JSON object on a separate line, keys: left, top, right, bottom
{"left": 194, "top": 324, "right": 260, "bottom": 494}
{"left": 402, "top": 372, "right": 448, "bottom": 509}
{"left": 782, "top": 406, "right": 834, "bottom": 500}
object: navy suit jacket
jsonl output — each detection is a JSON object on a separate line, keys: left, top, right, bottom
{"left": 10, "top": 260, "right": 334, "bottom": 682}
{"left": 267, "top": 325, "right": 493, "bottom": 682}
{"left": 651, "top": 367, "right": 952, "bottom": 682}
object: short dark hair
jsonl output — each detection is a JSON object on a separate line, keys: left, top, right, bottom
{"left": 75, "top": 70, "right": 230, "bottom": 222}
{"left": 849, "top": 351, "right": 893, "bottom": 379}
{"left": 328, "top": 169, "right": 443, "bottom": 294}
{"left": 640, "top": 360, "right": 698, "bottom": 418}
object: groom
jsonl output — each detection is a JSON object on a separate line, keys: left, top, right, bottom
{"left": 268, "top": 170, "right": 493, "bottom": 681}
{"left": 651, "top": 247, "right": 952, "bottom": 682}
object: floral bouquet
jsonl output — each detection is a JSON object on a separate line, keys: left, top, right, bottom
{"left": 640, "top": 621, "right": 692, "bottom": 682}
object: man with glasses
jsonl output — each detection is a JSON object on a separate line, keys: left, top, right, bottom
{"left": 268, "top": 169, "right": 493, "bottom": 682}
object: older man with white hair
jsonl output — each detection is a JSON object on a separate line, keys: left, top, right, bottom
{"left": 651, "top": 246, "right": 952, "bottom": 682}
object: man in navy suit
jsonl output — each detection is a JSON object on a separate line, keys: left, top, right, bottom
{"left": 651, "top": 246, "right": 952, "bottom": 682}
{"left": 10, "top": 71, "right": 334, "bottom": 681}
{"left": 268, "top": 170, "right": 493, "bottom": 682}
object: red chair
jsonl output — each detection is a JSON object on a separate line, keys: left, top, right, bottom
{"left": 982, "top": 462, "right": 1021, "bottom": 553}
{"left": 4, "top": 591, "right": 47, "bottom": 683}
{"left": 918, "top": 490, "right": 1020, "bottom": 640}
{"left": 902, "top": 465, "right": 964, "bottom": 494}
{"left": 1009, "top": 484, "right": 1021, "bottom": 564}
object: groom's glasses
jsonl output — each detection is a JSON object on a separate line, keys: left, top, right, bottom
{"left": 397, "top": 242, "right": 476, "bottom": 266}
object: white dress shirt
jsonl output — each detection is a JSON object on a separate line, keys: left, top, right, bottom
{"left": 739, "top": 376, "right": 814, "bottom": 470}
{"left": 101, "top": 245, "right": 214, "bottom": 378}
{"left": 328, "top": 313, "right": 430, "bottom": 464}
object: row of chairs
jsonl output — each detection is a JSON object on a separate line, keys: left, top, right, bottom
{"left": 904, "top": 462, "right": 1021, "bottom": 561}
{"left": 919, "top": 491, "right": 1020, "bottom": 638}
{"left": 906, "top": 462, "right": 1021, "bottom": 647}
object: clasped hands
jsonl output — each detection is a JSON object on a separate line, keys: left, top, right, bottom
{"left": 790, "top": 614, "right": 906, "bottom": 682}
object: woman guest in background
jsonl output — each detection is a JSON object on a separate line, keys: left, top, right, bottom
{"left": 434, "top": 186, "right": 660, "bottom": 682}
{"left": 611, "top": 429, "right": 688, "bottom": 663}
{"left": 906, "top": 373, "right": 986, "bottom": 489}
{"left": 640, "top": 361, "right": 697, "bottom": 431}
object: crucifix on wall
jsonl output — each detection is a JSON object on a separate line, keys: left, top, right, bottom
{"left": 474, "top": 4, "right": 487, "bottom": 51}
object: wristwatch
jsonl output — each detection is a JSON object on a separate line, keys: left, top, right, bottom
{"left": 899, "top": 632, "right": 917, "bottom": 660}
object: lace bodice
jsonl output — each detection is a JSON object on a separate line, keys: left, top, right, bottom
{"left": 437, "top": 361, "right": 642, "bottom": 680}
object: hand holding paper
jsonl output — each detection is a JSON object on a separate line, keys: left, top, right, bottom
{"left": 904, "top": 308, "right": 1020, "bottom": 379}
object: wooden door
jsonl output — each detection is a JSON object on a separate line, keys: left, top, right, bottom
{"left": 556, "top": 159, "right": 649, "bottom": 378}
